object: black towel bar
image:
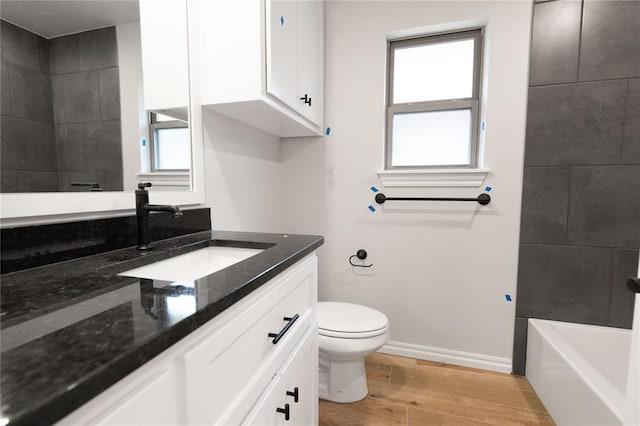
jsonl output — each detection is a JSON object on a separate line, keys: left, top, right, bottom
{"left": 375, "top": 193, "right": 491, "bottom": 205}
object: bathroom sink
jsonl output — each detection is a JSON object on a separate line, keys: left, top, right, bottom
{"left": 119, "top": 246, "right": 263, "bottom": 281}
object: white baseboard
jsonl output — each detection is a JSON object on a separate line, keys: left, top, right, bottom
{"left": 379, "top": 340, "right": 512, "bottom": 374}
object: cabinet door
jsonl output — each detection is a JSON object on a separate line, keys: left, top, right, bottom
{"left": 58, "top": 366, "right": 181, "bottom": 426}
{"left": 97, "top": 368, "right": 180, "bottom": 425}
{"left": 266, "top": 0, "right": 299, "bottom": 110}
{"left": 296, "top": 0, "right": 324, "bottom": 126}
{"left": 241, "top": 373, "right": 284, "bottom": 426}
{"left": 280, "top": 326, "right": 318, "bottom": 425}
{"left": 243, "top": 326, "right": 318, "bottom": 426}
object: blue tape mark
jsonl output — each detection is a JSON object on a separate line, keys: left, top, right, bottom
{"left": 280, "top": 16, "right": 284, "bottom": 26}
{"left": 368, "top": 205, "right": 376, "bottom": 213}
{"left": 482, "top": 121, "right": 485, "bottom": 131}
{"left": 325, "top": 127, "right": 331, "bottom": 135}
{"left": 370, "top": 186, "right": 379, "bottom": 193}
{"left": 142, "top": 139, "right": 146, "bottom": 146}
{"left": 485, "top": 186, "right": 492, "bottom": 192}
{"left": 505, "top": 294, "right": 512, "bottom": 302}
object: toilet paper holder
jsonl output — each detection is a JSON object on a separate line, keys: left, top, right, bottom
{"left": 349, "top": 249, "right": 373, "bottom": 268}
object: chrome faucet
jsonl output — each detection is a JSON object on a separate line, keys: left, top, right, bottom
{"left": 135, "top": 182, "right": 183, "bottom": 251}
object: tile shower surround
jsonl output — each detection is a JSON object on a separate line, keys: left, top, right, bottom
{"left": 1, "top": 20, "right": 56, "bottom": 192}
{"left": 0, "top": 21, "right": 123, "bottom": 192}
{"left": 513, "top": 0, "right": 640, "bottom": 375}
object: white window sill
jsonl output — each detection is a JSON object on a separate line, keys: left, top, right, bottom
{"left": 137, "top": 171, "right": 191, "bottom": 188}
{"left": 377, "top": 168, "right": 490, "bottom": 188}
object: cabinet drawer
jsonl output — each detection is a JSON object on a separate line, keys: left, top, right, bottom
{"left": 182, "top": 255, "right": 317, "bottom": 425}
{"left": 242, "top": 325, "right": 318, "bottom": 426}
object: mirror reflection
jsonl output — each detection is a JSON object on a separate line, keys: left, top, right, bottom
{"left": 0, "top": 0, "right": 191, "bottom": 193}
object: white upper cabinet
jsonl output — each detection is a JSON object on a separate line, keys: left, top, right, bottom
{"left": 197, "top": 0, "right": 324, "bottom": 137}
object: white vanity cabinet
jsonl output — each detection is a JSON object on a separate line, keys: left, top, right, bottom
{"left": 57, "top": 254, "right": 318, "bottom": 426}
{"left": 195, "top": 0, "right": 324, "bottom": 137}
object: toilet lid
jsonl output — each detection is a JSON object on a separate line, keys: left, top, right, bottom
{"left": 317, "top": 302, "right": 389, "bottom": 338}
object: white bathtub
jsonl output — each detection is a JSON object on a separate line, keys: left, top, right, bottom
{"left": 526, "top": 319, "right": 632, "bottom": 425}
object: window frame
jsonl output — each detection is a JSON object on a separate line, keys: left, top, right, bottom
{"left": 148, "top": 112, "right": 190, "bottom": 172}
{"left": 386, "top": 28, "right": 484, "bottom": 170}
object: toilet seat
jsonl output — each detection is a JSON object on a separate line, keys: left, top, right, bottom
{"left": 318, "top": 302, "right": 389, "bottom": 339}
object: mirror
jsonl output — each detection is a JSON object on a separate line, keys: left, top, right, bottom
{"left": 0, "top": 0, "right": 191, "bottom": 194}
{"left": 0, "top": 0, "right": 204, "bottom": 224}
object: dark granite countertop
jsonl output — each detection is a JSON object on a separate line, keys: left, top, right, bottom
{"left": 0, "top": 230, "right": 323, "bottom": 426}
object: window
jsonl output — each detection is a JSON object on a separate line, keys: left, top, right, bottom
{"left": 148, "top": 112, "right": 190, "bottom": 171}
{"left": 386, "top": 29, "right": 483, "bottom": 170}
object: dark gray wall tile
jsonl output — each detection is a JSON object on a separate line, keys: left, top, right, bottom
{"left": 623, "top": 79, "right": 640, "bottom": 164}
{"left": 516, "top": 244, "right": 612, "bottom": 324}
{"left": 512, "top": 317, "right": 528, "bottom": 375}
{"left": 1, "top": 117, "right": 26, "bottom": 171}
{"left": 54, "top": 125, "right": 66, "bottom": 171}
{"left": 99, "top": 68, "right": 121, "bottom": 121}
{"left": 38, "top": 37, "right": 50, "bottom": 74}
{"left": 78, "top": 27, "right": 118, "bottom": 71}
{"left": 8, "top": 63, "right": 53, "bottom": 123}
{"left": 16, "top": 171, "right": 58, "bottom": 192}
{"left": 608, "top": 249, "right": 639, "bottom": 328}
{"left": 520, "top": 166, "right": 570, "bottom": 244}
{"left": 84, "top": 121, "right": 122, "bottom": 172}
{"left": 51, "top": 75, "right": 65, "bottom": 124}
{"left": 1, "top": 170, "right": 18, "bottom": 192}
{"left": 44, "top": 124, "right": 57, "bottom": 172}
{"left": 1, "top": 20, "right": 40, "bottom": 71}
{"left": 529, "top": 0, "right": 581, "bottom": 85}
{"left": 1, "top": 116, "right": 47, "bottom": 171}
{"left": 103, "top": 172, "right": 124, "bottom": 191}
{"left": 579, "top": 1, "right": 640, "bottom": 81}
{"left": 524, "top": 80, "right": 626, "bottom": 166}
{"left": 62, "top": 71, "right": 101, "bottom": 123}
{"left": 20, "top": 130, "right": 49, "bottom": 173}
{"left": 568, "top": 165, "right": 640, "bottom": 248}
{"left": 1, "top": 59, "right": 12, "bottom": 116}
{"left": 56, "top": 124, "right": 86, "bottom": 172}
{"left": 49, "top": 34, "right": 79, "bottom": 75}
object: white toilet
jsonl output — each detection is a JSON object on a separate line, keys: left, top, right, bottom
{"left": 317, "top": 301, "right": 390, "bottom": 403}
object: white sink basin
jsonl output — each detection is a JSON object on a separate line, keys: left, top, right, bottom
{"left": 119, "top": 246, "right": 263, "bottom": 281}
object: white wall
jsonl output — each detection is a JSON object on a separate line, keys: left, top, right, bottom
{"left": 202, "top": 110, "right": 284, "bottom": 233}
{"left": 282, "top": 0, "right": 532, "bottom": 372}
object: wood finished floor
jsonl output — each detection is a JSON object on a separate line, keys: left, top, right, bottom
{"left": 319, "top": 353, "right": 555, "bottom": 426}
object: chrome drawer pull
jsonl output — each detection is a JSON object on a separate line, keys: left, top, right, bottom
{"left": 268, "top": 314, "right": 299, "bottom": 344}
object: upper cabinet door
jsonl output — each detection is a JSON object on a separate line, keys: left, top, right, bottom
{"left": 198, "top": 0, "right": 324, "bottom": 137}
{"left": 296, "top": 0, "right": 324, "bottom": 126}
{"left": 266, "top": 0, "right": 299, "bottom": 111}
